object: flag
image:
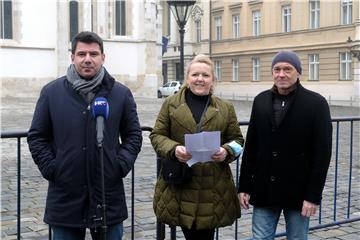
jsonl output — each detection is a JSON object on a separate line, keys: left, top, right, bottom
{"left": 162, "top": 36, "right": 169, "bottom": 56}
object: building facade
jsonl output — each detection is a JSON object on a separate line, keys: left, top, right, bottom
{"left": 162, "top": 0, "right": 360, "bottom": 105}
{"left": 0, "top": 0, "right": 163, "bottom": 98}
{"left": 1, "top": 0, "right": 359, "bottom": 105}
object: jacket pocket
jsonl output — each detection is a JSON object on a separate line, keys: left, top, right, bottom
{"left": 153, "top": 178, "right": 180, "bottom": 226}
{"left": 104, "top": 148, "right": 121, "bottom": 185}
{"left": 53, "top": 149, "right": 65, "bottom": 181}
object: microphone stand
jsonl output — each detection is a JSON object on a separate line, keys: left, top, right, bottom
{"left": 98, "top": 141, "right": 107, "bottom": 240}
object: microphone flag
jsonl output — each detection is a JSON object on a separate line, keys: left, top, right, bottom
{"left": 92, "top": 97, "right": 109, "bottom": 146}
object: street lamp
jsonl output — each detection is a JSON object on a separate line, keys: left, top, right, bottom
{"left": 346, "top": 36, "right": 360, "bottom": 61}
{"left": 167, "top": 0, "right": 196, "bottom": 84}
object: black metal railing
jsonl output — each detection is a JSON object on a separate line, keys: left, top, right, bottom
{"left": 1, "top": 117, "right": 360, "bottom": 239}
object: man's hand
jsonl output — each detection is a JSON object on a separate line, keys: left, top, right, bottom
{"left": 175, "top": 145, "right": 192, "bottom": 162}
{"left": 238, "top": 192, "right": 250, "bottom": 209}
{"left": 301, "top": 200, "right": 319, "bottom": 217}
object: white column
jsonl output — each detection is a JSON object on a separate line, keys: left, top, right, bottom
{"left": 142, "top": 0, "right": 162, "bottom": 97}
{"left": 95, "top": 1, "right": 107, "bottom": 37}
{"left": 56, "top": 1, "right": 70, "bottom": 76}
{"left": 170, "top": 9, "right": 178, "bottom": 45}
{"left": 82, "top": 0, "right": 93, "bottom": 31}
{"left": 354, "top": 18, "right": 360, "bottom": 106}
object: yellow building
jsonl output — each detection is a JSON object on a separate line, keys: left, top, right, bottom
{"left": 162, "top": 0, "right": 360, "bottom": 106}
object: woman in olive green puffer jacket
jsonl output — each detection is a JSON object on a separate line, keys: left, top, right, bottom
{"left": 150, "top": 54, "right": 244, "bottom": 240}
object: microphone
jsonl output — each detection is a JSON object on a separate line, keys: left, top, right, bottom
{"left": 92, "top": 97, "right": 109, "bottom": 147}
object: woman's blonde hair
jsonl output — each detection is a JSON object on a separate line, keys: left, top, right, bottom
{"left": 184, "top": 54, "right": 215, "bottom": 93}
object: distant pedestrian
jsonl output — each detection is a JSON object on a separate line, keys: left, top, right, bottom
{"left": 238, "top": 50, "right": 332, "bottom": 239}
{"left": 27, "top": 31, "right": 142, "bottom": 240}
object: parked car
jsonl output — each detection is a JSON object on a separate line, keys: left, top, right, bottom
{"left": 157, "top": 81, "right": 181, "bottom": 98}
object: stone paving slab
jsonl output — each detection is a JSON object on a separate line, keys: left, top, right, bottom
{"left": 1, "top": 96, "right": 360, "bottom": 239}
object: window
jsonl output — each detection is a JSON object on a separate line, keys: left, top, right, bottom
{"left": 167, "top": 6, "right": 171, "bottom": 36}
{"left": 214, "top": 60, "right": 222, "bottom": 81}
{"left": 252, "top": 10, "right": 261, "bottom": 36}
{"left": 309, "top": 0, "right": 320, "bottom": 29}
{"left": 215, "top": 16, "right": 222, "bottom": 40}
{"left": 232, "top": 59, "right": 239, "bottom": 82}
{"left": 162, "top": 63, "right": 168, "bottom": 83}
{"left": 196, "top": 20, "right": 201, "bottom": 43}
{"left": 252, "top": 57, "right": 260, "bottom": 81}
{"left": 340, "top": 52, "right": 352, "bottom": 80}
{"left": 282, "top": 6, "right": 291, "bottom": 32}
{"left": 116, "top": 0, "right": 126, "bottom": 35}
{"left": 175, "top": 62, "right": 180, "bottom": 81}
{"left": 309, "top": 54, "right": 319, "bottom": 80}
{"left": 0, "top": 0, "right": 12, "bottom": 39}
{"left": 341, "top": 0, "right": 352, "bottom": 25}
{"left": 232, "top": 14, "right": 240, "bottom": 38}
{"left": 69, "top": 0, "right": 78, "bottom": 41}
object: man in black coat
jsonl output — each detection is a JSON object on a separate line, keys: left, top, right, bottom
{"left": 238, "top": 50, "right": 332, "bottom": 240}
{"left": 27, "top": 31, "right": 142, "bottom": 240}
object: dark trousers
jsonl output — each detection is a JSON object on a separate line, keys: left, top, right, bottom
{"left": 51, "top": 223, "right": 123, "bottom": 240}
{"left": 181, "top": 226, "right": 215, "bottom": 240}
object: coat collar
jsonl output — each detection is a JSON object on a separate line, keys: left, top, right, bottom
{"left": 170, "top": 86, "right": 220, "bottom": 133}
{"left": 265, "top": 82, "right": 303, "bottom": 127}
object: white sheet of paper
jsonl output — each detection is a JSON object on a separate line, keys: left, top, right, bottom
{"left": 184, "top": 131, "right": 220, "bottom": 167}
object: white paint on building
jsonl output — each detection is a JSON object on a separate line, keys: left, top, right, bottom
{"left": 1, "top": 0, "right": 162, "bottom": 98}
{"left": 103, "top": 41, "right": 146, "bottom": 76}
{"left": 1, "top": 47, "right": 56, "bottom": 77}
{"left": 20, "top": 0, "right": 56, "bottom": 48}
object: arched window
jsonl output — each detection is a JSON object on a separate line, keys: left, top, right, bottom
{"left": 0, "top": 0, "right": 13, "bottom": 39}
{"left": 69, "top": 0, "right": 78, "bottom": 41}
{"left": 116, "top": 0, "right": 126, "bottom": 35}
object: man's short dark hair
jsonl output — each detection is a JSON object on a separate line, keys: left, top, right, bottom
{"left": 71, "top": 31, "right": 104, "bottom": 54}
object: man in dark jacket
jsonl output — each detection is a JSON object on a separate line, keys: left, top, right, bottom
{"left": 27, "top": 31, "right": 142, "bottom": 240}
{"left": 238, "top": 50, "right": 332, "bottom": 240}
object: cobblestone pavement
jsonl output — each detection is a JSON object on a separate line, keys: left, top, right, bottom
{"left": 1, "top": 96, "right": 360, "bottom": 240}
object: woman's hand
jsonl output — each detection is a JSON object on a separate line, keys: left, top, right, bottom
{"left": 175, "top": 145, "right": 192, "bottom": 162}
{"left": 211, "top": 147, "right": 227, "bottom": 162}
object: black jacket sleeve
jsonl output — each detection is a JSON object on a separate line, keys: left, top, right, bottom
{"left": 238, "top": 99, "right": 257, "bottom": 193}
{"left": 304, "top": 97, "right": 332, "bottom": 204}
{"left": 116, "top": 89, "right": 142, "bottom": 177}
{"left": 27, "top": 88, "right": 56, "bottom": 181}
